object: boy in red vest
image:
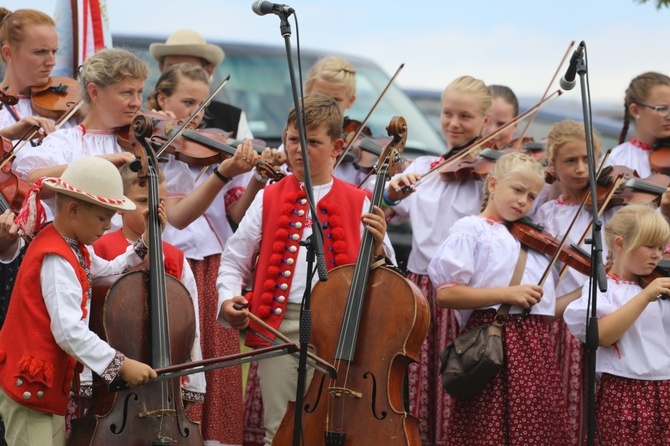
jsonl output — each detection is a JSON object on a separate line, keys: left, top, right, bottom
{"left": 0, "top": 157, "right": 157, "bottom": 446}
{"left": 93, "top": 163, "right": 205, "bottom": 407}
{"left": 217, "top": 93, "right": 394, "bottom": 444}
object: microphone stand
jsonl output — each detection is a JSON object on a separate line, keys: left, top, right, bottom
{"left": 272, "top": 10, "right": 329, "bottom": 446}
{"left": 574, "top": 42, "right": 606, "bottom": 446}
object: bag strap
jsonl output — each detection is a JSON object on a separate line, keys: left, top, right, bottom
{"left": 492, "top": 246, "right": 528, "bottom": 327}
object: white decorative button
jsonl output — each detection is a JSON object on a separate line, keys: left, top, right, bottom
{"left": 297, "top": 210, "right": 305, "bottom": 216}
{"left": 282, "top": 271, "right": 291, "bottom": 278}
{"left": 291, "top": 234, "right": 300, "bottom": 241}
{"left": 294, "top": 222, "right": 302, "bottom": 229}
{"left": 23, "top": 391, "right": 31, "bottom": 400}
{"left": 36, "top": 391, "right": 44, "bottom": 399}
{"left": 286, "top": 258, "right": 294, "bottom": 265}
{"left": 289, "top": 246, "right": 297, "bottom": 253}
{"left": 300, "top": 199, "right": 307, "bottom": 205}
{"left": 15, "top": 379, "right": 23, "bottom": 387}
{"left": 273, "top": 308, "right": 283, "bottom": 315}
{"left": 279, "top": 284, "right": 288, "bottom": 291}
{"left": 276, "top": 296, "right": 286, "bottom": 303}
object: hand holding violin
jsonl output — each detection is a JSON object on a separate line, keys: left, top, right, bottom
{"left": 218, "top": 139, "right": 260, "bottom": 179}
{"left": 98, "top": 152, "right": 136, "bottom": 168}
{"left": 640, "top": 276, "right": 670, "bottom": 303}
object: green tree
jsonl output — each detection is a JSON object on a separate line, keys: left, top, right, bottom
{"left": 636, "top": 0, "right": 670, "bottom": 8}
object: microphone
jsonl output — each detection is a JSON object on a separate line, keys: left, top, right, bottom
{"left": 559, "top": 41, "right": 585, "bottom": 91}
{"left": 251, "top": 0, "right": 294, "bottom": 16}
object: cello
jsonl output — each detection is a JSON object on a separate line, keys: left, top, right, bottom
{"left": 272, "top": 116, "right": 430, "bottom": 445}
{"left": 68, "top": 115, "right": 203, "bottom": 445}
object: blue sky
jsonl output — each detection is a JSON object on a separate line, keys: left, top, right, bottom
{"left": 7, "top": 0, "right": 670, "bottom": 105}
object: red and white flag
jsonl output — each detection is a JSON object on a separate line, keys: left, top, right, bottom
{"left": 53, "top": 0, "right": 112, "bottom": 77}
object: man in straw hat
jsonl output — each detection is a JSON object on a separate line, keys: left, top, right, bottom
{"left": 0, "top": 157, "right": 159, "bottom": 446}
{"left": 150, "top": 29, "right": 253, "bottom": 140}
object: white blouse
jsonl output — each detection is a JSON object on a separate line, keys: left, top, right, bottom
{"left": 389, "top": 156, "right": 483, "bottom": 275}
{"left": 564, "top": 276, "right": 670, "bottom": 380}
{"left": 428, "top": 215, "right": 557, "bottom": 327}
{"left": 607, "top": 141, "right": 652, "bottom": 178}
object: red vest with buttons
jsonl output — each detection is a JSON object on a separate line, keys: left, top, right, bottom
{"left": 245, "top": 175, "right": 366, "bottom": 347}
{"left": 0, "top": 224, "right": 88, "bottom": 415}
{"left": 93, "top": 229, "right": 184, "bottom": 279}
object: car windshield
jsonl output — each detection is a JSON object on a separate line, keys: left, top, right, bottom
{"left": 114, "top": 36, "right": 445, "bottom": 156}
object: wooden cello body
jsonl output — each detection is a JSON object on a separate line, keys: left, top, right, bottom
{"left": 68, "top": 272, "right": 202, "bottom": 446}
{"left": 272, "top": 266, "right": 429, "bottom": 445}
{"left": 272, "top": 116, "right": 430, "bottom": 445}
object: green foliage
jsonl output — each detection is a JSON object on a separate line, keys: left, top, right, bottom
{"left": 636, "top": 0, "right": 670, "bottom": 9}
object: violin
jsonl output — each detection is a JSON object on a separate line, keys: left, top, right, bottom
{"left": 509, "top": 216, "right": 592, "bottom": 276}
{"left": 649, "top": 138, "right": 670, "bottom": 175}
{"left": 341, "top": 118, "right": 392, "bottom": 169}
{"left": 0, "top": 89, "right": 18, "bottom": 107}
{"left": 30, "top": 76, "right": 82, "bottom": 120}
{"left": 118, "top": 112, "right": 286, "bottom": 181}
{"left": 0, "top": 136, "right": 29, "bottom": 214}
{"left": 439, "top": 143, "right": 544, "bottom": 183}
{"left": 585, "top": 165, "right": 670, "bottom": 211}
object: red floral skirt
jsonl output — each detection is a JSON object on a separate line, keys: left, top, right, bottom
{"left": 446, "top": 310, "right": 570, "bottom": 446}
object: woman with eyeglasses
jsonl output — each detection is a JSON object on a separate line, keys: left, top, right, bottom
{"left": 608, "top": 72, "right": 670, "bottom": 178}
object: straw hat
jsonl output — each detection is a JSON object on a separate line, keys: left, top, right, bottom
{"left": 149, "top": 29, "right": 225, "bottom": 66}
{"left": 42, "top": 157, "right": 136, "bottom": 212}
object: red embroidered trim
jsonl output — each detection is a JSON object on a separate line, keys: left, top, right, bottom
{"left": 607, "top": 273, "right": 637, "bottom": 285}
{"left": 630, "top": 137, "right": 653, "bottom": 151}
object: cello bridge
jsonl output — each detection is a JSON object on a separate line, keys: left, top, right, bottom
{"left": 328, "top": 386, "right": 362, "bottom": 399}
{"left": 138, "top": 409, "right": 176, "bottom": 418}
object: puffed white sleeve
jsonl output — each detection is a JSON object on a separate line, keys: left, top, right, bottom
{"left": 427, "top": 220, "right": 477, "bottom": 291}
{"left": 13, "top": 130, "right": 73, "bottom": 179}
{"left": 563, "top": 281, "right": 619, "bottom": 342}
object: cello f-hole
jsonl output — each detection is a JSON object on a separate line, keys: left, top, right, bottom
{"left": 110, "top": 392, "right": 138, "bottom": 434}
{"left": 304, "top": 374, "right": 326, "bottom": 413}
{"left": 364, "top": 371, "right": 387, "bottom": 421}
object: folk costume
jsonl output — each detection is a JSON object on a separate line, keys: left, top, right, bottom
{"left": 217, "top": 174, "right": 394, "bottom": 445}
{"left": 428, "top": 215, "right": 570, "bottom": 446}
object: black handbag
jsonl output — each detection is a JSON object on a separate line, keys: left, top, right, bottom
{"left": 439, "top": 247, "right": 528, "bottom": 400}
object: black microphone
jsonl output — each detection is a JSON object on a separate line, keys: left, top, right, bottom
{"left": 251, "top": 0, "right": 294, "bottom": 16}
{"left": 559, "top": 41, "right": 585, "bottom": 91}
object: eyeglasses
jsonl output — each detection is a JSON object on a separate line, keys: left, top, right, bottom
{"left": 637, "top": 102, "right": 670, "bottom": 118}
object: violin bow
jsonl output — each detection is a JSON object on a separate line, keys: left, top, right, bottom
{"left": 0, "top": 101, "right": 83, "bottom": 171}
{"left": 512, "top": 41, "right": 575, "bottom": 149}
{"left": 333, "top": 64, "right": 404, "bottom": 171}
{"left": 408, "top": 90, "right": 563, "bottom": 191}
{"left": 153, "top": 75, "right": 230, "bottom": 159}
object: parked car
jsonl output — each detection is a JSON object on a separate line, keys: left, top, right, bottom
{"left": 113, "top": 35, "right": 447, "bottom": 270}
{"left": 404, "top": 88, "right": 623, "bottom": 151}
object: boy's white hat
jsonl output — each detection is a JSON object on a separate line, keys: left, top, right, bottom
{"left": 149, "top": 29, "right": 225, "bottom": 67}
{"left": 42, "top": 157, "right": 136, "bottom": 212}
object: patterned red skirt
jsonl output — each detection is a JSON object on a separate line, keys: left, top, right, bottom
{"left": 595, "top": 373, "right": 670, "bottom": 445}
{"left": 189, "top": 255, "right": 243, "bottom": 445}
{"left": 407, "top": 272, "right": 459, "bottom": 446}
{"left": 446, "top": 310, "right": 570, "bottom": 446}
{"left": 548, "top": 318, "right": 585, "bottom": 446}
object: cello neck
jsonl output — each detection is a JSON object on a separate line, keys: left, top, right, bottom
{"left": 334, "top": 117, "right": 407, "bottom": 362}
